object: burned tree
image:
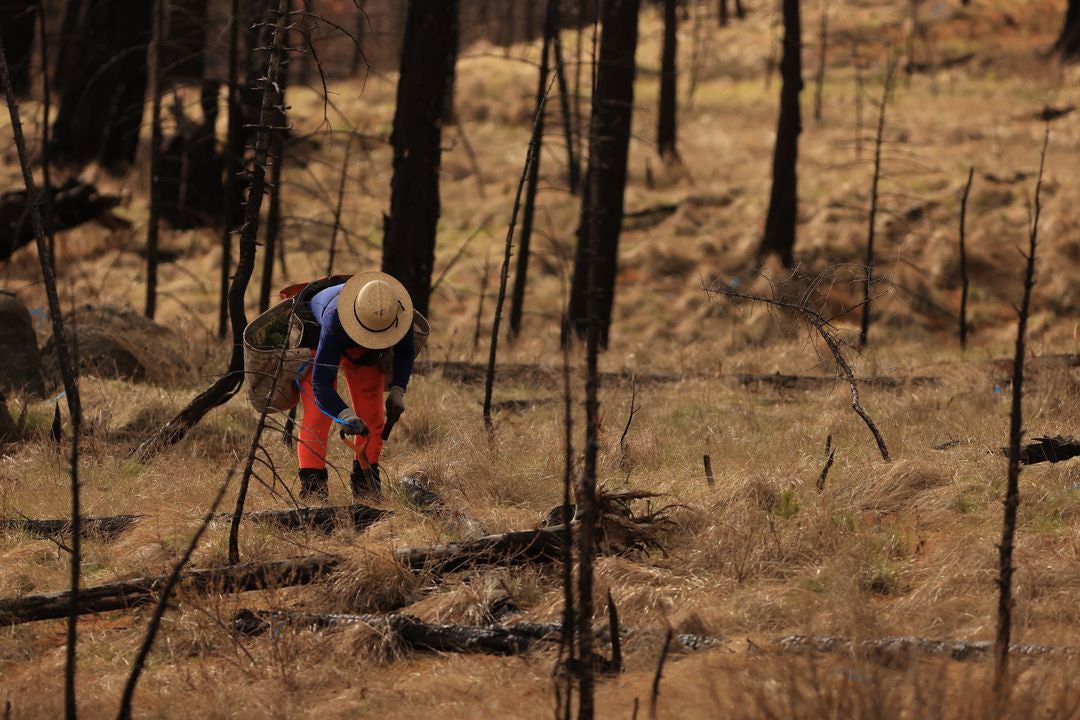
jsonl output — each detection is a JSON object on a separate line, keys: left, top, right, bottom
{"left": 1057, "top": 0, "right": 1080, "bottom": 59}
{"left": 508, "top": 0, "right": 556, "bottom": 340}
{"left": 52, "top": 0, "right": 152, "bottom": 171}
{"left": 135, "top": 0, "right": 291, "bottom": 462}
{"left": 567, "top": 0, "right": 642, "bottom": 347}
{"left": 757, "top": 0, "right": 802, "bottom": 267}
{"left": 0, "top": 1, "right": 36, "bottom": 97}
{"left": 382, "top": 0, "right": 460, "bottom": 317}
{"left": 657, "top": 0, "right": 679, "bottom": 161}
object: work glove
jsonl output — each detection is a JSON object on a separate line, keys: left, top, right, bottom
{"left": 337, "top": 408, "right": 368, "bottom": 437}
{"left": 383, "top": 386, "right": 406, "bottom": 440}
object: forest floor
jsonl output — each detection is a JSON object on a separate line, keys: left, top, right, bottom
{"left": 3, "top": 0, "right": 1080, "bottom": 717}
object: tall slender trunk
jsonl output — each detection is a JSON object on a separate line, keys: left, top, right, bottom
{"left": 812, "top": 3, "right": 828, "bottom": 122}
{"left": 566, "top": 0, "right": 642, "bottom": 348}
{"left": 859, "top": 62, "right": 895, "bottom": 349}
{"left": 326, "top": 133, "right": 353, "bottom": 276}
{"left": 757, "top": 0, "right": 802, "bottom": 267}
{"left": 1056, "top": 0, "right": 1080, "bottom": 59}
{"left": 259, "top": 26, "right": 289, "bottom": 313}
{"left": 219, "top": 0, "right": 241, "bottom": 339}
{"left": 551, "top": 4, "right": 579, "bottom": 194}
{"left": 994, "top": 130, "right": 1047, "bottom": 700}
{"left": 1, "top": 39, "right": 83, "bottom": 720}
{"left": 718, "top": 0, "right": 728, "bottom": 26}
{"left": 146, "top": 0, "right": 165, "bottom": 319}
{"left": 382, "top": 0, "right": 460, "bottom": 317}
{"left": 657, "top": 0, "right": 678, "bottom": 161}
{"left": 508, "top": 0, "right": 555, "bottom": 340}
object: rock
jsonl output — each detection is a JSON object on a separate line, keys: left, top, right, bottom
{"left": 41, "top": 305, "right": 193, "bottom": 385}
{"left": 0, "top": 291, "right": 44, "bottom": 395}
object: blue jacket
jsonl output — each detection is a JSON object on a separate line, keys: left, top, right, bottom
{"left": 308, "top": 282, "right": 415, "bottom": 418}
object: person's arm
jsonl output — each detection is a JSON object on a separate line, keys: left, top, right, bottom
{"left": 310, "top": 314, "right": 349, "bottom": 419}
{"left": 390, "top": 326, "right": 415, "bottom": 390}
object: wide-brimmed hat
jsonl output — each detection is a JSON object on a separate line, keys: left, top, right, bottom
{"left": 337, "top": 271, "right": 414, "bottom": 350}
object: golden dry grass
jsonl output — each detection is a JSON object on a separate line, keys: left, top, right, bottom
{"left": 2, "top": 0, "right": 1080, "bottom": 717}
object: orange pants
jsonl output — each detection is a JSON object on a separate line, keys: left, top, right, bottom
{"left": 297, "top": 351, "right": 385, "bottom": 469}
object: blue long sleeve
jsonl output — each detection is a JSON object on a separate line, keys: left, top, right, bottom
{"left": 390, "top": 327, "right": 415, "bottom": 390}
{"left": 311, "top": 310, "right": 350, "bottom": 418}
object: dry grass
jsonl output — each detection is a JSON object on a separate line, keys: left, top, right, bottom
{"left": 2, "top": 0, "right": 1080, "bottom": 716}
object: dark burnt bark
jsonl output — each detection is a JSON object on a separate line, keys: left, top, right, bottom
{"left": 507, "top": 0, "right": 555, "bottom": 341}
{"left": 146, "top": 0, "right": 165, "bottom": 320}
{"left": 52, "top": 0, "right": 152, "bottom": 172}
{"left": 757, "top": 0, "right": 802, "bottom": 267}
{"left": 163, "top": 0, "right": 209, "bottom": 83}
{"left": 382, "top": 0, "right": 460, "bottom": 316}
{"left": 566, "top": 0, "right": 641, "bottom": 348}
{"left": 1056, "top": 0, "right": 1080, "bottom": 60}
{"left": 657, "top": 0, "right": 679, "bottom": 161}
{"left": 219, "top": 0, "right": 241, "bottom": 339}
{"left": 0, "top": 1, "right": 36, "bottom": 97}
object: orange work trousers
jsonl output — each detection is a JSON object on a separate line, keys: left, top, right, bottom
{"left": 297, "top": 350, "right": 385, "bottom": 470}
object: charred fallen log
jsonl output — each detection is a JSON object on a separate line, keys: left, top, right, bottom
{"left": 0, "top": 180, "right": 126, "bottom": 260}
{"left": 1014, "top": 436, "right": 1080, "bottom": 465}
{"left": 777, "top": 634, "right": 1080, "bottom": 662}
{"left": 0, "top": 526, "right": 566, "bottom": 625}
{"left": 0, "top": 503, "right": 389, "bottom": 541}
{"left": 234, "top": 608, "right": 562, "bottom": 655}
{"left": 0, "top": 553, "right": 341, "bottom": 625}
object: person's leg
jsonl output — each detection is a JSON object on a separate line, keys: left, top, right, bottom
{"left": 297, "top": 357, "right": 334, "bottom": 498}
{"left": 342, "top": 360, "right": 386, "bottom": 496}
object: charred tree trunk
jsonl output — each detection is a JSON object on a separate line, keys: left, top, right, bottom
{"left": 259, "top": 31, "right": 289, "bottom": 314}
{"left": 507, "top": 0, "right": 555, "bottom": 341}
{"left": 859, "top": 62, "right": 895, "bottom": 349}
{"left": 657, "top": 0, "right": 679, "bottom": 161}
{"left": 219, "top": 0, "right": 241, "bottom": 339}
{"left": 550, "top": 4, "right": 579, "bottom": 195}
{"left": 0, "top": 1, "right": 36, "bottom": 97}
{"left": 566, "top": 0, "right": 641, "bottom": 348}
{"left": 134, "top": 0, "right": 288, "bottom": 463}
{"left": 757, "top": 0, "right": 802, "bottom": 267}
{"left": 1057, "top": 0, "right": 1080, "bottom": 59}
{"left": 145, "top": 0, "right": 165, "bottom": 320}
{"left": 163, "top": 0, "right": 209, "bottom": 83}
{"left": 52, "top": 0, "right": 152, "bottom": 172}
{"left": 381, "top": 0, "right": 460, "bottom": 317}
{"left": 718, "top": 0, "right": 728, "bottom": 25}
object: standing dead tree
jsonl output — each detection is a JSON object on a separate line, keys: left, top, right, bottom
{"left": 0, "top": 37, "right": 84, "bottom": 720}
{"left": 812, "top": 1, "right": 829, "bottom": 122}
{"left": 326, "top": 132, "right": 354, "bottom": 276}
{"left": 134, "top": 0, "right": 291, "bottom": 463}
{"left": 508, "top": 0, "right": 556, "bottom": 341}
{"left": 958, "top": 166, "right": 974, "bottom": 349}
{"left": 566, "top": 0, "right": 642, "bottom": 347}
{"left": 994, "top": 129, "right": 1048, "bottom": 700}
{"left": 757, "top": 0, "right": 803, "bottom": 267}
{"left": 706, "top": 284, "right": 891, "bottom": 462}
{"left": 549, "top": 3, "right": 579, "bottom": 195}
{"left": 482, "top": 76, "right": 553, "bottom": 430}
{"left": 145, "top": 0, "right": 165, "bottom": 320}
{"left": 382, "top": 0, "right": 460, "bottom": 317}
{"left": 657, "top": 0, "right": 679, "bottom": 161}
{"left": 116, "top": 473, "right": 232, "bottom": 720}
{"left": 859, "top": 58, "right": 897, "bottom": 348}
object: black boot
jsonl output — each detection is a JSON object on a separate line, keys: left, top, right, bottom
{"left": 350, "top": 460, "right": 381, "bottom": 499}
{"left": 298, "top": 468, "right": 329, "bottom": 502}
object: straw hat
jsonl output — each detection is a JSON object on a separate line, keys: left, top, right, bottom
{"left": 337, "top": 271, "right": 414, "bottom": 349}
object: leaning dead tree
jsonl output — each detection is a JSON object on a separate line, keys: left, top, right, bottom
{"left": 859, "top": 58, "right": 896, "bottom": 348}
{"left": 994, "top": 129, "right": 1048, "bottom": 700}
{"left": 706, "top": 284, "right": 891, "bottom": 462}
{"left": 0, "top": 36, "right": 84, "bottom": 720}
{"left": 134, "top": 0, "right": 291, "bottom": 462}
{"left": 757, "top": 0, "right": 803, "bottom": 267}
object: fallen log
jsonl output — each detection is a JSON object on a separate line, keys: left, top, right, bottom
{"left": 0, "top": 179, "right": 127, "bottom": 260}
{"left": 392, "top": 527, "right": 565, "bottom": 572}
{"left": 734, "top": 372, "right": 939, "bottom": 391}
{"left": 234, "top": 608, "right": 562, "bottom": 655}
{"left": 0, "top": 526, "right": 567, "bottom": 626}
{"left": 777, "top": 635, "right": 1080, "bottom": 662}
{"left": 0, "top": 554, "right": 340, "bottom": 625}
{"left": 0, "top": 503, "right": 390, "bottom": 541}
{"left": 418, "top": 361, "right": 682, "bottom": 387}
{"left": 1014, "top": 436, "right": 1080, "bottom": 466}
